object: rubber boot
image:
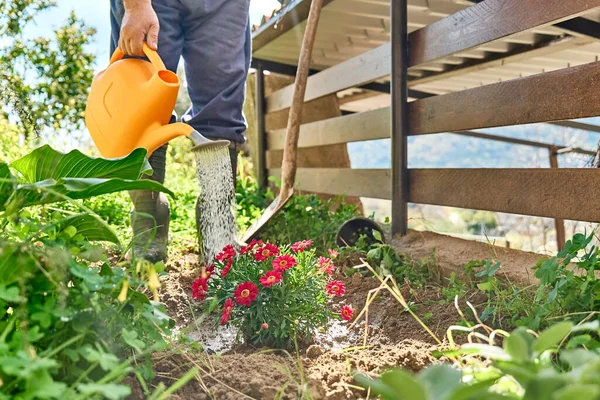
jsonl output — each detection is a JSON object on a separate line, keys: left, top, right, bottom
{"left": 128, "top": 144, "right": 170, "bottom": 263}
{"left": 196, "top": 143, "right": 239, "bottom": 264}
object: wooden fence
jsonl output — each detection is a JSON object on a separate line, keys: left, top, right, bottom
{"left": 253, "top": 0, "right": 600, "bottom": 251}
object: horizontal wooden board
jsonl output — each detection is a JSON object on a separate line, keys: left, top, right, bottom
{"left": 409, "top": 61, "right": 600, "bottom": 135}
{"left": 268, "top": 168, "right": 391, "bottom": 199}
{"left": 409, "top": 0, "right": 600, "bottom": 67}
{"left": 409, "top": 169, "right": 600, "bottom": 222}
{"left": 267, "top": 107, "right": 390, "bottom": 150}
{"left": 266, "top": 43, "right": 391, "bottom": 113}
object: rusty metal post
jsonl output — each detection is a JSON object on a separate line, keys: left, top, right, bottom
{"left": 549, "top": 146, "right": 565, "bottom": 251}
{"left": 391, "top": 0, "right": 409, "bottom": 236}
{"left": 255, "top": 62, "right": 267, "bottom": 189}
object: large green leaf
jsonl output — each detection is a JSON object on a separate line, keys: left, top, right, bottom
{"left": 10, "top": 145, "right": 152, "bottom": 183}
{"left": 418, "top": 365, "right": 462, "bottom": 400}
{"left": 2, "top": 177, "right": 173, "bottom": 212}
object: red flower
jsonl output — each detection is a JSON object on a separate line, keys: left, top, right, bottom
{"left": 340, "top": 305, "right": 353, "bottom": 321}
{"left": 328, "top": 249, "right": 339, "bottom": 259}
{"left": 291, "top": 240, "right": 313, "bottom": 253}
{"left": 192, "top": 277, "right": 208, "bottom": 300}
{"left": 221, "top": 258, "right": 233, "bottom": 278}
{"left": 220, "top": 298, "right": 235, "bottom": 325}
{"left": 234, "top": 281, "right": 259, "bottom": 306}
{"left": 318, "top": 257, "right": 335, "bottom": 276}
{"left": 240, "top": 239, "right": 262, "bottom": 254}
{"left": 259, "top": 270, "right": 283, "bottom": 287}
{"left": 272, "top": 255, "right": 297, "bottom": 271}
{"left": 326, "top": 280, "right": 346, "bottom": 296}
{"left": 262, "top": 322, "right": 269, "bottom": 330}
{"left": 216, "top": 244, "right": 235, "bottom": 262}
{"left": 254, "top": 243, "right": 279, "bottom": 262}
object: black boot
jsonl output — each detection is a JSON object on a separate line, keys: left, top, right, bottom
{"left": 127, "top": 144, "right": 170, "bottom": 263}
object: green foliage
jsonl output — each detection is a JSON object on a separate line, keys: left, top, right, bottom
{"left": 0, "top": 1, "right": 95, "bottom": 132}
{"left": 260, "top": 194, "right": 361, "bottom": 256}
{"left": 195, "top": 241, "right": 350, "bottom": 347}
{"left": 357, "top": 322, "right": 600, "bottom": 400}
{"left": 0, "top": 146, "right": 185, "bottom": 398}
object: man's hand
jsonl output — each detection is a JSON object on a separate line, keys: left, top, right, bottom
{"left": 119, "top": 0, "right": 159, "bottom": 56}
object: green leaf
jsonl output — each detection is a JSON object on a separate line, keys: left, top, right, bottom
{"left": 77, "top": 383, "right": 131, "bottom": 400}
{"left": 0, "top": 284, "right": 25, "bottom": 303}
{"left": 380, "top": 369, "right": 427, "bottom": 400}
{"left": 477, "top": 282, "right": 493, "bottom": 292}
{"left": 504, "top": 328, "right": 531, "bottom": 363}
{"left": 79, "top": 345, "right": 120, "bottom": 371}
{"left": 523, "top": 373, "right": 567, "bottom": 400}
{"left": 533, "top": 321, "right": 573, "bottom": 354}
{"left": 418, "top": 365, "right": 462, "bottom": 400}
{"left": 552, "top": 384, "right": 600, "bottom": 400}
{"left": 461, "top": 344, "right": 511, "bottom": 361}
{"left": 10, "top": 145, "right": 151, "bottom": 183}
{"left": 372, "top": 230, "right": 383, "bottom": 243}
{"left": 122, "top": 328, "right": 146, "bottom": 353}
{"left": 24, "top": 369, "right": 67, "bottom": 399}
{"left": 0, "top": 162, "right": 16, "bottom": 208}
{"left": 561, "top": 349, "right": 600, "bottom": 368}
{"left": 449, "top": 378, "right": 510, "bottom": 400}
{"left": 51, "top": 213, "right": 119, "bottom": 244}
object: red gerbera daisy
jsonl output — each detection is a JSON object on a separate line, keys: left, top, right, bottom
{"left": 216, "top": 244, "right": 235, "bottom": 262}
{"left": 254, "top": 243, "right": 279, "bottom": 262}
{"left": 192, "top": 277, "right": 208, "bottom": 300}
{"left": 220, "top": 298, "right": 235, "bottom": 325}
{"left": 328, "top": 249, "right": 339, "bottom": 259}
{"left": 221, "top": 258, "right": 233, "bottom": 278}
{"left": 326, "top": 280, "right": 346, "bottom": 296}
{"left": 318, "top": 257, "right": 335, "bottom": 276}
{"left": 259, "top": 270, "right": 283, "bottom": 287}
{"left": 291, "top": 240, "right": 313, "bottom": 253}
{"left": 240, "top": 239, "right": 262, "bottom": 254}
{"left": 272, "top": 254, "right": 297, "bottom": 271}
{"left": 234, "top": 281, "right": 259, "bottom": 306}
{"left": 340, "top": 305, "right": 353, "bottom": 321}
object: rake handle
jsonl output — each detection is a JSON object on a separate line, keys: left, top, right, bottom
{"left": 278, "top": 0, "right": 325, "bottom": 201}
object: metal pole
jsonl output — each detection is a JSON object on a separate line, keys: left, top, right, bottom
{"left": 549, "top": 146, "right": 565, "bottom": 251}
{"left": 391, "top": 0, "right": 409, "bottom": 236}
{"left": 255, "top": 62, "right": 267, "bottom": 189}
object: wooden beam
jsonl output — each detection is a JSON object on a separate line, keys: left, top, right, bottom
{"left": 408, "top": 35, "right": 591, "bottom": 87}
{"left": 252, "top": 0, "right": 335, "bottom": 52}
{"left": 409, "top": 61, "right": 600, "bottom": 135}
{"left": 409, "top": 0, "right": 600, "bottom": 67}
{"left": 266, "top": 43, "right": 391, "bottom": 113}
{"left": 409, "top": 169, "right": 600, "bottom": 222}
{"left": 549, "top": 120, "right": 600, "bottom": 134}
{"left": 268, "top": 168, "right": 391, "bottom": 199}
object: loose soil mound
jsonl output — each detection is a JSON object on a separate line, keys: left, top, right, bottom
{"left": 140, "top": 250, "right": 478, "bottom": 399}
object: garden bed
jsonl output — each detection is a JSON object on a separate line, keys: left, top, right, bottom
{"left": 136, "top": 248, "right": 487, "bottom": 399}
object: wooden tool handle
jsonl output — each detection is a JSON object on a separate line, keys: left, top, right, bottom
{"left": 278, "top": 0, "right": 324, "bottom": 201}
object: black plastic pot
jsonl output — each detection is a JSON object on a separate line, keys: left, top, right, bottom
{"left": 335, "top": 217, "right": 385, "bottom": 247}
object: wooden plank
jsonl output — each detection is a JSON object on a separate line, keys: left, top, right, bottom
{"left": 409, "top": 169, "right": 600, "bottom": 222}
{"left": 266, "top": 43, "right": 391, "bottom": 113}
{"left": 409, "top": 61, "right": 600, "bottom": 135}
{"left": 267, "top": 107, "right": 390, "bottom": 150}
{"left": 268, "top": 168, "right": 391, "bottom": 199}
{"left": 252, "top": 0, "right": 335, "bottom": 52}
{"left": 409, "top": 0, "right": 600, "bottom": 67}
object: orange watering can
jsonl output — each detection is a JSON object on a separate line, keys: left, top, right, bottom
{"left": 85, "top": 44, "right": 229, "bottom": 158}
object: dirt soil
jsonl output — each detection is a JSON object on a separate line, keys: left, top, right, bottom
{"left": 126, "top": 242, "right": 497, "bottom": 400}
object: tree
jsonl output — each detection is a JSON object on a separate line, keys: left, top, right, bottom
{"left": 0, "top": 0, "right": 96, "bottom": 135}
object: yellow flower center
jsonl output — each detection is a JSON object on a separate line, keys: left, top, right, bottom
{"left": 267, "top": 276, "right": 276, "bottom": 283}
{"left": 332, "top": 285, "right": 339, "bottom": 292}
{"left": 262, "top": 250, "right": 270, "bottom": 256}
{"left": 241, "top": 289, "right": 250, "bottom": 298}
{"left": 226, "top": 306, "right": 232, "bottom": 313}
{"left": 280, "top": 260, "right": 288, "bottom": 267}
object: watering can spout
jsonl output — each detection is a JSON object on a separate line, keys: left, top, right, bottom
{"left": 143, "top": 123, "right": 230, "bottom": 155}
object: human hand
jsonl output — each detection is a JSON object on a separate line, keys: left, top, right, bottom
{"left": 119, "top": 0, "right": 159, "bottom": 56}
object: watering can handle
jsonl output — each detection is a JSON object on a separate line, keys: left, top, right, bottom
{"left": 109, "top": 43, "right": 167, "bottom": 71}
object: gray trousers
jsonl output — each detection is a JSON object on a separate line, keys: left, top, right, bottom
{"left": 110, "top": 0, "right": 252, "bottom": 144}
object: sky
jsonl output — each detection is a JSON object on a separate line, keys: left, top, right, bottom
{"left": 28, "top": 0, "right": 281, "bottom": 70}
